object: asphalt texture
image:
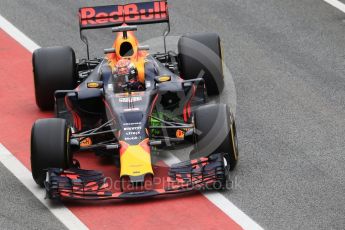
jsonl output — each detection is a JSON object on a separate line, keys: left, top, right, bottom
{"left": 0, "top": 163, "right": 67, "bottom": 230}
{"left": 1, "top": 0, "right": 345, "bottom": 229}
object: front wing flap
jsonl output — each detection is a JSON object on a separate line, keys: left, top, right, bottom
{"left": 44, "top": 153, "right": 226, "bottom": 200}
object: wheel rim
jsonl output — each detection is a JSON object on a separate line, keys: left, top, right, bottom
{"left": 223, "top": 155, "right": 230, "bottom": 176}
{"left": 66, "top": 127, "right": 71, "bottom": 167}
{"left": 230, "top": 122, "right": 238, "bottom": 161}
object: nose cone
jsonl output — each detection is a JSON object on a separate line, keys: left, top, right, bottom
{"left": 119, "top": 139, "right": 153, "bottom": 178}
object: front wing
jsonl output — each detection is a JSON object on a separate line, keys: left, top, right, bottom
{"left": 45, "top": 153, "right": 227, "bottom": 200}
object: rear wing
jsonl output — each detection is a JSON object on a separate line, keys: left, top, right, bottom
{"left": 79, "top": 1, "right": 169, "bottom": 30}
{"left": 78, "top": 1, "right": 170, "bottom": 59}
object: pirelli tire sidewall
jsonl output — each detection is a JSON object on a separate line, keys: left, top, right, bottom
{"left": 31, "top": 118, "right": 72, "bottom": 187}
{"left": 178, "top": 33, "right": 224, "bottom": 96}
{"left": 191, "top": 104, "right": 238, "bottom": 171}
{"left": 33, "top": 46, "right": 77, "bottom": 110}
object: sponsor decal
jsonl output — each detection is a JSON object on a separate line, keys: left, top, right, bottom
{"left": 176, "top": 129, "right": 185, "bottom": 139}
{"left": 126, "top": 131, "right": 141, "bottom": 136}
{"left": 157, "top": 75, "right": 171, "bottom": 82}
{"left": 123, "top": 122, "right": 141, "bottom": 126}
{"left": 87, "top": 82, "right": 102, "bottom": 88}
{"left": 115, "top": 92, "right": 144, "bottom": 97}
{"left": 119, "top": 96, "right": 142, "bottom": 103}
{"left": 80, "top": 1, "right": 168, "bottom": 28}
{"left": 80, "top": 137, "right": 92, "bottom": 147}
{"left": 124, "top": 126, "right": 142, "bottom": 131}
{"left": 124, "top": 108, "right": 140, "bottom": 112}
{"left": 124, "top": 126, "right": 142, "bottom": 141}
{"left": 124, "top": 136, "right": 139, "bottom": 141}
{"left": 107, "top": 84, "right": 114, "bottom": 91}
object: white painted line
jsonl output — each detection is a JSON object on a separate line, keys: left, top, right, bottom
{"left": 324, "top": 0, "right": 345, "bottom": 13}
{"left": 0, "top": 14, "right": 39, "bottom": 52}
{"left": 0, "top": 12, "right": 263, "bottom": 230}
{"left": 165, "top": 152, "right": 264, "bottom": 230}
{"left": 0, "top": 144, "right": 89, "bottom": 230}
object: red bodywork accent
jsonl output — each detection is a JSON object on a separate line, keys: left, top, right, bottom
{"left": 64, "top": 95, "right": 82, "bottom": 131}
{"left": 119, "top": 141, "right": 130, "bottom": 157}
{"left": 102, "top": 98, "right": 115, "bottom": 119}
{"left": 138, "top": 138, "right": 150, "bottom": 153}
{"left": 149, "top": 94, "right": 159, "bottom": 116}
{"left": 183, "top": 84, "right": 196, "bottom": 122}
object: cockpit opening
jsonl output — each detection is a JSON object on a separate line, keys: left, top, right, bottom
{"left": 120, "top": 42, "right": 134, "bottom": 57}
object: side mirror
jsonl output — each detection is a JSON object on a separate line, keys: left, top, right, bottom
{"left": 104, "top": 48, "right": 116, "bottom": 54}
{"left": 138, "top": 45, "right": 150, "bottom": 51}
{"left": 154, "top": 75, "right": 171, "bottom": 83}
{"left": 87, "top": 81, "right": 104, "bottom": 89}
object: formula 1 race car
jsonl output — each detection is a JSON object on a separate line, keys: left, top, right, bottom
{"left": 30, "top": 0, "right": 238, "bottom": 200}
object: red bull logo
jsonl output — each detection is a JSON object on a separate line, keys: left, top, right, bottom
{"left": 80, "top": 1, "right": 168, "bottom": 27}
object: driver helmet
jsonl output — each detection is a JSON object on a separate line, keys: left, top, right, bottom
{"left": 114, "top": 59, "right": 138, "bottom": 83}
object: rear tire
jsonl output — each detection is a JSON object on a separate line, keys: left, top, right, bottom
{"left": 190, "top": 104, "right": 238, "bottom": 171}
{"left": 31, "top": 118, "right": 72, "bottom": 186}
{"left": 178, "top": 33, "right": 224, "bottom": 95}
{"left": 33, "top": 46, "right": 77, "bottom": 110}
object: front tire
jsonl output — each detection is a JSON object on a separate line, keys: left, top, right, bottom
{"left": 31, "top": 118, "right": 72, "bottom": 186}
{"left": 190, "top": 104, "right": 238, "bottom": 171}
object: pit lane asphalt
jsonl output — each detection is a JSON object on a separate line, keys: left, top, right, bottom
{"left": 1, "top": 0, "right": 345, "bottom": 229}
